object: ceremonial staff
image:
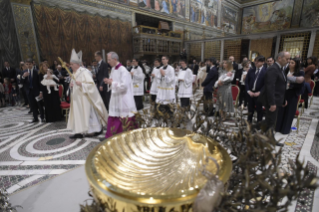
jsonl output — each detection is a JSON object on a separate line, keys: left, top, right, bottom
{"left": 58, "top": 57, "right": 108, "bottom": 125}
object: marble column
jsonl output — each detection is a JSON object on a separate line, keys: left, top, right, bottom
{"left": 201, "top": 42, "right": 205, "bottom": 61}
{"left": 10, "top": 0, "right": 40, "bottom": 63}
{"left": 274, "top": 35, "right": 281, "bottom": 58}
{"left": 217, "top": 0, "right": 221, "bottom": 28}
{"left": 220, "top": 40, "right": 224, "bottom": 62}
{"left": 308, "top": 30, "right": 317, "bottom": 58}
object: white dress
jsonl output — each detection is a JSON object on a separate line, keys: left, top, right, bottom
{"left": 155, "top": 65, "right": 176, "bottom": 105}
{"left": 108, "top": 64, "right": 137, "bottom": 118}
{"left": 177, "top": 68, "right": 193, "bottom": 98}
{"left": 131, "top": 66, "right": 145, "bottom": 96}
{"left": 150, "top": 66, "right": 161, "bottom": 95}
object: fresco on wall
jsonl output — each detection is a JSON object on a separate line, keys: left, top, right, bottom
{"left": 190, "top": 0, "right": 219, "bottom": 28}
{"left": 222, "top": 5, "right": 238, "bottom": 34}
{"left": 190, "top": 0, "right": 219, "bottom": 27}
{"left": 138, "top": 0, "right": 186, "bottom": 18}
{"left": 300, "top": 0, "right": 319, "bottom": 27}
{"left": 242, "top": 0, "right": 294, "bottom": 34}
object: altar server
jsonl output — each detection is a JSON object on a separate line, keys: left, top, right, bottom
{"left": 131, "top": 59, "right": 145, "bottom": 110}
{"left": 177, "top": 59, "right": 193, "bottom": 107}
{"left": 103, "top": 52, "right": 137, "bottom": 139}
{"left": 150, "top": 58, "right": 161, "bottom": 102}
{"left": 67, "top": 49, "right": 108, "bottom": 139}
{"left": 156, "top": 56, "right": 175, "bottom": 113}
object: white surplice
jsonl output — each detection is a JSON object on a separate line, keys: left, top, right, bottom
{"left": 131, "top": 66, "right": 145, "bottom": 96}
{"left": 108, "top": 64, "right": 137, "bottom": 118}
{"left": 155, "top": 65, "right": 175, "bottom": 105}
{"left": 150, "top": 66, "right": 161, "bottom": 95}
{"left": 177, "top": 68, "right": 193, "bottom": 98}
{"left": 67, "top": 67, "right": 108, "bottom": 134}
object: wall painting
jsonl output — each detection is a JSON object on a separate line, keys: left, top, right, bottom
{"left": 242, "top": 0, "right": 294, "bottom": 34}
{"left": 190, "top": 0, "right": 219, "bottom": 28}
{"left": 300, "top": 0, "right": 319, "bottom": 27}
{"left": 221, "top": 5, "right": 238, "bottom": 34}
{"left": 138, "top": 0, "right": 187, "bottom": 19}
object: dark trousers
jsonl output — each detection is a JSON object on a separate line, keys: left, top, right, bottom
{"left": 29, "top": 90, "right": 44, "bottom": 120}
{"left": 151, "top": 95, "right": 156, "bottom": 102}
{"left": 203, "top": 91, "right": 215, "bottom": 116}
{"left": 99, "top": 88, "right": 110, "bottom": 111}
{"left": 263, "top": 104, "right": 279, "bottom": 132}
{"left": 204, "top": 91, "right": 212, "bottom": 100}
{"left": 180, "top": 98, "right": 190, "bottom": 107}
{"left": 134, "top": 96, "right": 144, "bottom": 110}
{"left": 239, "top": 85, "right": 247, "bottom": 107}
{"left": 20, "top": 87, "right": 28, "bottom": 105}
{"left": 247, "top": 95, "right": 263, "bottom": 123}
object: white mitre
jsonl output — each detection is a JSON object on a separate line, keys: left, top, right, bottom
{"left": 70, "top": 49, "right": 83, "bottom": 65}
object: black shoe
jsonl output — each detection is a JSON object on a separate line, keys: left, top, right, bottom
{"left": 276, "top": 142, "right": 284, "bottom": 147}
{"left": 30, "top": 119, "right": 39, "bottom": 123}
{"left": 69, "top": 134, "right": 84, "bottom": 139}
{"left": 28, "top": 110, "right": 32, "bottom": 114}
{"left": 99, "top": 138, "right": 106, "bottom": 142}
{"left": 22, "top": 103, "right": 27, "bottom": 107}
{"left": 94, "top": 128, "right": 103, "bottom": 136}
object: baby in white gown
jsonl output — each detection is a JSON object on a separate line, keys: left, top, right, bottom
{"left": 41, "top": 69, "right": 59, "bottom": 94}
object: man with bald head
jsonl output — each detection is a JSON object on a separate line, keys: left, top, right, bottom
{"left": 259, "top": 51, "right": 291, "bottom": 146}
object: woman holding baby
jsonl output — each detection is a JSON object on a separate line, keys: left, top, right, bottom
{"left": 39, "top": 62, "right": 62, "bottom": 122}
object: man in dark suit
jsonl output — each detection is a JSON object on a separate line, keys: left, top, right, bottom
{"left": 192, "top": 60, "right": 199, "bottom": 75}
{"left": 33, "top": 61, "right": 39, "bottom": 71}
{"left": 94, "top": 51, "right": 111, "bottom": 111}
{"left": 202, "top": 57, "right": 219, "bottom": 100}
{"left": 21, "top": 58, "right": 44, "bottom": 122}
{"left": 245, "top": 56, "right": 267, "bottom": 123}
{"left": 229, "top": 56, "right": 239, "bottom": 84}
{"left": 266, "top": 57, "right": 274, "bottom": 68}
{"left": 258, "top": 52, "right": 290, "bottom": 146}
{"left": 2, "top": 61, "right": 16, "bottom": 84}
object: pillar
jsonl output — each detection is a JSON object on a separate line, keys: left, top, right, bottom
{"left": 308, "top": 29, "right": 317, "bottom": 57}
{"left": 220, "top": 40, "right": 224, "bottom": 62}
{"left": 217, "top": 0, "right": 221, "bottom": 28}
{"left": 201, "top": 42, "right": 205, "bottom": 61}
{"left": 274, "top": 34, "right": 281, "bottom": 58}
{"left": 10, "top": 0, "right": 40, "bottom": 63}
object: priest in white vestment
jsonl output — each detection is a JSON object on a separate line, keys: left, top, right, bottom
{"left": 177, "top": 59, "right": 193, "bottom": 107}
{"left": 67, "top": 49, "right": 108, "bottom": 139}
{"left": 150, "top": 58, "right": 162, "bottom": 103}
{"left": 131, "top": 59, "right": 145, "bottom": 110}
{"left": 155, "top": 56, "right": 175, "bottom": 114}
{"left": 103, "top": 52, "right": 138, "bottom": 139}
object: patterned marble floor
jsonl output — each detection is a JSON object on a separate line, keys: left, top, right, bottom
{"left": 0, "top": 92, "right": 319, "bottom": 212}
{"left": 0, "top": 106, "right": 102, "bottom": 194}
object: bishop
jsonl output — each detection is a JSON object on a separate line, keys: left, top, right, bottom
{"left": 67, "top": 49, "right": 108, "bottom": 139}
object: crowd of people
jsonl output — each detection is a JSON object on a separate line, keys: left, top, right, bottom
{"left": 1, "top": 50, "right": 318, "bottom": 141}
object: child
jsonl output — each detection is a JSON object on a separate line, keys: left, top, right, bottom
{"left": 0, "top": 82, "right": 5, "bottom": 107}
{"left": 41, "top": 69, "right": 59, "bottom": 94}
{"left": 11, "top": 83, "right": 18, "bottom": 106}
{"left": 3, "top": 78, "right": 11, "bottom": 106}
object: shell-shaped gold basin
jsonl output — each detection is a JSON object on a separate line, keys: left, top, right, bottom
{"left": 85, "top": 128, "right": 232, "bottom": 209}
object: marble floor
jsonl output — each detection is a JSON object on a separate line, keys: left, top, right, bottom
{"left": 1, "top": 93, "right": 319, "bottom": 212}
